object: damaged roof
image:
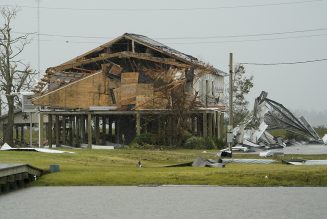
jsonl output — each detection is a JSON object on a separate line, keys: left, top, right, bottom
{"left": 33, "top": 33, "right": 226, "bottom": 95}
{"left": 57, "top": 33, "right": 226, "bottom": 75}
{"left": 124, "top": 33, "right": 226, "bottom": 75}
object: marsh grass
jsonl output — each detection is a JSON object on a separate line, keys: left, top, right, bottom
{"left": 1, "top": 149, "right": 327, "bottom": 186}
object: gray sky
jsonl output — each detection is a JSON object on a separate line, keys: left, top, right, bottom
{"left": 1, "top": 0, "right": 327, "bottom": 117}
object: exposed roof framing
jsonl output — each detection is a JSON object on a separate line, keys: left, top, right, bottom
{"left": 50, "top": 33, "right": 225, "bottom": 75}
{"left": 48, "top": 51, "right": 191, "bottom": 72}
{"left": 33, "top": 33, "right": 226, "bottom": 95}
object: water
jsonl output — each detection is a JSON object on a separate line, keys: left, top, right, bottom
{"left": 0, "top": 186, "right": 326, "bottom": 219}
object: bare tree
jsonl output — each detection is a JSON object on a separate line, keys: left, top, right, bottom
{"left": 0, "top": 7, "right": 36, "bottom": 145}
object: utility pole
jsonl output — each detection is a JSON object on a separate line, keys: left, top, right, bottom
{"left": 30, "top": 112, "right": 33, "bottom": 147}
{"left": 227, "top": 53, "right": 234, "bottom": 156}
{"left": 36, "top": 0, "right": 41, "bottom": 79}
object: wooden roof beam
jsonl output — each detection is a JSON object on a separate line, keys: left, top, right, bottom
{"left": 48, "top": 51, "right": 191, "bottom": 72}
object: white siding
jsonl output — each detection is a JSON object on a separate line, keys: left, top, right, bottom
{"left": 193, "top": 73, "right": 224, "bottom": 106}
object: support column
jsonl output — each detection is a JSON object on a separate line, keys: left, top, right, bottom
{"left": 20, "top": 125, "right": 24, "bottom": 145}
{"left": 72, "top": 116, "right": 76, "bottom": 146}
{"left": 39, "top": 113, "right": 44, "bottom": 148}
{"left": 29, "top": 112, "right": 33, "bottom": 147}
{"left": 109, "top": 117, "right": 112, "bottom": 142}
{"left": 115, "top": 116, "right": 120, "bottom": 144}
{"left": 55, "top": 115, "right": 60, "bottom": 147}
{"left": 157, "top": 115, "right": 161, "bottom": 134}
{"left": 197, "top": 114, "right": 202, "bottom": 136}
{"left": 48, "top": 114, "right": 53, "bottom": 148}
{"left": 216, "top": 112, "right": 221, "bottom": 139}
{"left": 80, "top": 115, "right": 85, "bottom": 144}
{"left": 87, "top": 113, "right": 92, "bottom": 149}
{"left": 69, "top": 116, "right": 73, "bottom": 146}
{"left": 219, "top": 112, "right": 224, "bottom": 139}
{"left": 136, "top": 112, "right": 141, "bottom": 136}
{"left": 62, "top": 116, "right": 66, "bottom": 145}
{"left": 202, "top": 112, "right": 207, "bottom": 137}
{"left": 208, "top": 113, "right": 213, "bottom": 137}
{"left": 15, "top": 125, "right": 19, "bottom": 143}
{"left": 76, "top": 116, "right": 81, "bottom": 146}
{"left": 95, "top": 115, "right": 100, "bottom": 145}
{"left": 102, "top": 116, "right": 106, "bottom": 145}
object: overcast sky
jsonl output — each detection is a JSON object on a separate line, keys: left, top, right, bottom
{"left": 1, "top": 0, "right": 327, "bottom": 118}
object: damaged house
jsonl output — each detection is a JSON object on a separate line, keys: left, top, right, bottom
{"left": 32, "top": 33, "right": 226, "bottom": 148}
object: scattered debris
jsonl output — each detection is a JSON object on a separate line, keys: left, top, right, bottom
{"left": 165, "top": 157, "right": 225, "bottom": 168}
{"left": 259, "top": 150, "right": 284, "bottom": 158}
{"left": 222, "top": 159, "right": 276, "bottom": 164}
{"left": 192, "top": 157, "right": 225, "bottom": 168}
{"left": 219, "top": 150, "right": 232, "bottom": 158}
{"left": 0, "top": 143, "right": 75, "bottom": 154}
{"left": 91, "top": 145, "right": 114, "bottom": 150}
{"left": 282, "top": 159, "right": 327, "bottom": 165}
{"left": 323, "top": 134, "right": 327, "bottom": 144}
{"left": 221, "top": 145, "right": 250, "bottom": 153}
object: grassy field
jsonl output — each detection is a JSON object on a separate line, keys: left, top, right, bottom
{"left": 1, "top": 149, "right": 327, "bottom": 186}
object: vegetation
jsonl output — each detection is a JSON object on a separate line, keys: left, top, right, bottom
{"left": 130, "top": 133, "right": 224, "bottom": 150}
{"left": 232, "top": 64, "right": 254, "bottom": 127}
{"left": 0, "top": 7, "right": 36, "bottom": 145}
{"left": 315, "top": 126, "right": 327, "bottom": 138}
{"left": 1, "top": 149, "right": 327, "bottom": 186}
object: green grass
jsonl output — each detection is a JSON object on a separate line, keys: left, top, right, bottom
{"left": 1, "top": 149, "right": 327, "bottom": 186}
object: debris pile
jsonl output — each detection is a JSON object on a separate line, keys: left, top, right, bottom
{"left": 232, "top": 91, "right": 323, "bottom": 151}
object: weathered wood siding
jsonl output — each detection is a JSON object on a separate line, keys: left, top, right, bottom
{"left": 33, "top": 71, "right": 111, "bottom": 109}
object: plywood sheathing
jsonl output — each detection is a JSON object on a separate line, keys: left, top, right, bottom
{"left": 32, "top": 71, "right": 112, "bottom": 109}
{"left": 117, "top": 72, "right": 155, "bottom": 108}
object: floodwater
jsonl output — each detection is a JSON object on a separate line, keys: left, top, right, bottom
{"left": 1, "top": 186, "right": 327, "bottom": 219}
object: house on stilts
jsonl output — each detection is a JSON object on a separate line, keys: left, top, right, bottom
{"left": 32, "top": 33, "right": 226, "bottom": 148}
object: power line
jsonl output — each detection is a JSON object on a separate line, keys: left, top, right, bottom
{"left": 0, "top": 0, "right": 324, "bottom": 12}
{"left": 13, "top": 27, "right": 327, "bottom": 41}
{"left": 149, "top": 28, "right": 327, "bottom": 40}
{"left": 240, "top": 58, "right": 327, "bottom": 65}
{"left": 30, "top": 32, "right": 327, "bottom": 45}
{"left": 168, "top": 33, "right": 327, "bottom": 44}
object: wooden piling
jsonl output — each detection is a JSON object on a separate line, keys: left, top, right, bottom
{"left": 202, "top": 112, "right": 207, "bottom": 137}
{"left": 87, "top": 113, "right": 92, "bottom": 149}
{"left": 48, "top": 114, "right": 53, "bottom": 148}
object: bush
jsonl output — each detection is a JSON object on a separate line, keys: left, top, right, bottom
{"left": 183, "top": 136, "right": 217, "bottom": 149}
{"left": 204, "top": 137, "right": 216, "bottom": 150}
{"left": 135, "top": 133, "right": 157, "bottom": 145}
{"left": 213, "top": 138, "right": 226, "bottom": 149}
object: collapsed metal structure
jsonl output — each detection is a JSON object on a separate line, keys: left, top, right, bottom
{"left": 235, "top": 91, "right": 322, "bottom": 147}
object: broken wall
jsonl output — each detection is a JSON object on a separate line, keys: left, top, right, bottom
{"left": 33, "top": 71, "right": 112, "bottom": 109}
